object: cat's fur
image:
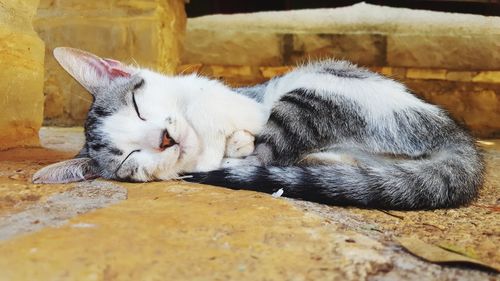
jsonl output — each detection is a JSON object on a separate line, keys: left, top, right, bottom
{"left": 34, "top": 47, "right": 485, "bottom": 210}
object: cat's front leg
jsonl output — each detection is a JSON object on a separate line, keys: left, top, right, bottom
{"left": 194, "top": 134, "right": 226, "bottom": 172}
{"left": 196, "top": 130, "right": 256, "bottom": 171}
{"left": 225, "top": 130, "right": 255, "bottom": 158}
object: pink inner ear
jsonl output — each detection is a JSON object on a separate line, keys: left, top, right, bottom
{"left": 108, "top": 67, "right": 131, "bottom": 78}
{"left": 80, "top": 54, "right": 131, "bottom": 79}
{"left": 100, "top": 58, "right": 132, "bottom": 78}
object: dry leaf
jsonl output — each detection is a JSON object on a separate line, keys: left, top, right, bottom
{"left": 379, "top": 210, "right": 405, "bottom": 220}
{"left": 397, "top": 236, "right": 499, "bottom": 272}
{"left": 437, "top": 243, "right": 479, "bottom": 260}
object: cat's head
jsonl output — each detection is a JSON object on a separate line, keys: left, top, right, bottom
{"left": 33, "top": 47, "right": 201, "bottom": 183}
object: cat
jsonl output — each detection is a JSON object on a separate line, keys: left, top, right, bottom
{"left": 33, "top": 47, "right": 485, "bottom": 210}
{"left": 33, "top": 47, "right": 267, "bottom": 183}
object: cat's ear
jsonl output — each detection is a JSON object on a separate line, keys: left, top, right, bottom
{"left": 32, "top": 158, "right": 100, "bottom": 184}
{"left": 53, "top": 47, "right": 133, "bottom": 94}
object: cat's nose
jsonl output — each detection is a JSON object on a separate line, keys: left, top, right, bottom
{"left": 159, "top": 129, "right": 177, "bottom": 151}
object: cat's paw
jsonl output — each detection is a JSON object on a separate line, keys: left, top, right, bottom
{"left": 225, "top": 130, "right": 255, "bottom": 158}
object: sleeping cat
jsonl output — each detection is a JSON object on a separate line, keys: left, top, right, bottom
{"left": 34, "top": 47, "right": 484, "bottom": 210}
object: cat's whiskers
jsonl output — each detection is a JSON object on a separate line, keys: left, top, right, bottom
{"left": 178, "top": 65, "right": 196, "bottom": 75}
{"left": 128, "top": 57, "right": 140, "bottom": 68}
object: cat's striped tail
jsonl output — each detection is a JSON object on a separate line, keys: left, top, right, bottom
{"left": 185, "top": 150, "right": 484, "bottom": 210}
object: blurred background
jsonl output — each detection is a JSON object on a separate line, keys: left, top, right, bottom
{"left": 1, "top": 0, "right": 499, "bottom": 150}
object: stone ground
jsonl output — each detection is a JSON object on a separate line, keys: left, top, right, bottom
{"left": 0, "top": 127, "right": 498, "bottom": 280}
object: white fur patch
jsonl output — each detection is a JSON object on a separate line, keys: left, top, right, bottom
{"left": 272, "top": 188, "right": 284, "bottom": 198}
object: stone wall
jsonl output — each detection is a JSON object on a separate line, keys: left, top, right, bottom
{"left": 0, "top": 0, "right": 45, "bottom": 150}
{"left": 36, "top": 0, "right": 186, "bottom": 126}
{"left": 181, "top": 3, "right": 500, "bottom": 138}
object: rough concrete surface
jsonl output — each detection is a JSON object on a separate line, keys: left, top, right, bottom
{"left": 0, "top": 127, "right": 498, "bottom": 280}
{"left": 0, "top": 181, "right": 126, "bottom": 240}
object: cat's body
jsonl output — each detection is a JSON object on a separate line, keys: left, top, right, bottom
{"left": 34, "top": 47, "right": 484, "bottom": 210}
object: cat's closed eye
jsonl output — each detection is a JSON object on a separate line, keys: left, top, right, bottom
{"left": 132, "top": 79, "right": 146, "bottom": 121}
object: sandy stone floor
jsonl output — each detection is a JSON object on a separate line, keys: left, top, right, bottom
{"left": 0, "top": 127, "right": 498, "bottom": 280}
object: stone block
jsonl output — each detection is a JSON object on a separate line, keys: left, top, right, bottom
{"left": 405, "top": 80, "right": 500, "bottom": 138}
{"left": 387, "top": 34, "right": 500, "bottom": 70}
{"left": 446, "top": 71, "right": 476, "bottom": 82}
{"left": 406, "top": 69, "right": 447, "bottom": 80}
{"left": 182, "top": 29, "right": 283, "bottom": 66}
{"left": 390, "top": 68, "right": 408, "bottom": 81}
{"left": 0, "top": 0, "right": 45, "bottom": 150}
{"left": 209, "top": 65, "right": 253, "bottom": 78}
{"left": 35, "top": 0, "right": 186, "bottom": 126}
{"left": 288, "top": 33, "right": 386, "bottom": 66}
{"left": 259, "top": 66, "right": 293, "bottom": 79}
{"left": 472, "top": 71, "right": 500, "bottom": 83}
